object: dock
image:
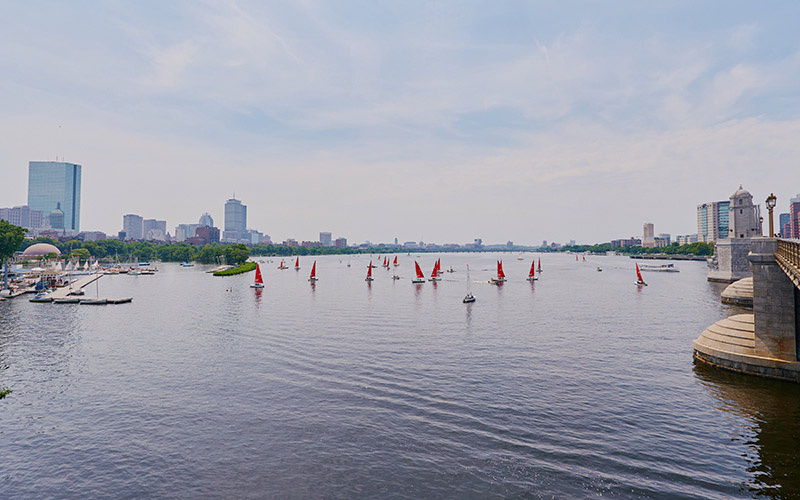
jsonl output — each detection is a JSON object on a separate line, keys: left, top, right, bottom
{"left": 49, "top": 273, "right": 103, "bottom": 299}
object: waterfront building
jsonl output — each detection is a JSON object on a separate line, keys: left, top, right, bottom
{"left": 122, "top": 214, "right": 144, "bottom": 240}
{"left": 788, "top": 195, "right": 800, "bottom": 239}
{"left": 708, "top": 185, "right": 761, "bottom": 283}
{"left": 697, "top": 200, "right": 730, "bottom": 243}
{"left": 320, "top": 232, "right": 332, "bottom": 247}
{"left": 199, "top": 213, "right": 214, "bottom": 228}
{"left": 610, "top": 237, "right": 642, "bottom": 248}
{"left": 223, "top": 198, "right": 247, "bottom": 242}
{"left": 187, "top": 226, "right": 220, "bottom": 245}
{"left": 0, "top": 205, "right": 44, "bottom": 229}
{"left": 642, "top": 222, "right": 655, "bottom": 248}
{"left": 27, "top": 161, "right": 82, "bottom": 232}
{"left": 334, "top": 237, "right": 347, "bottom": 249}
{"left": 676, "top": 234, "right": 698, "bottom": 245}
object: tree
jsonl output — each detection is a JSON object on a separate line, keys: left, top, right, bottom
{"left": 70, "top": 248, "right": 90, "bottom": 262}
{"left": 0, "top": 220, "right": 27, "bottom": 288}
{"left": 224, "top": 244, "right": 250, "bottom": 265}
{"left": 196, "top": 245, "right": 224, "bottom": 264}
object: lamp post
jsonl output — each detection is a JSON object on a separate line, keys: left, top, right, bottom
{"left": 766, "top": 193, "right": 777, "bottom": 237}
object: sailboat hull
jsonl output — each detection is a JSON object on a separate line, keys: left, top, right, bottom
{"left": 526, "top": 276, "right": 538, "bottom": 281}
{"left": 250, "top": 283, "right": 265, "bottom": 288}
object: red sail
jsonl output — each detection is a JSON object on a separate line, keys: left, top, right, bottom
{"left": 636, "top": 263, "right": 644, "bottom": 282}
{"left": 430, "top": 262, "right": 437, "bottom": 278}
{"left": 436, "top": 259, "right": 441, "bottom": 275}
{"left": 529, "top": 260, "right": 536, "bottom": 277}
{"left": 537, "top": 258, "right": 541, "bottom": 271}
{"left": 367, "top": 261, "right": 373, "bottom": 278}
{"left": 310, "top": 261, "right": 316, "bottom": 278}
{"left": 255, "top": 264, "right": 263, "bottom": 284}
{"left": 393, "top": 256, "right": 398, "bottom": 265}
{"left": 497, "top": 260, "right": 506, "bottom": 279}
{"left": 295, "top": 257, "right": 300, "bottom": 267}
{"left": 415, "top": 261, "right": 424, "bottom": 279}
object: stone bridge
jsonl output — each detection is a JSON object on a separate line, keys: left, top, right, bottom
{"left": 694, "top": 238, "right": 800, "bottom": 382}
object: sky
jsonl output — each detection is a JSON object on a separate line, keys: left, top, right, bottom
{"left": 1, "top": 1, "right": 799, "bottom": 245}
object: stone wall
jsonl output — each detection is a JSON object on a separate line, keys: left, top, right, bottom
{"left": 708, "top": 239, "right": 753, "bottom": 283}
{"left": 749, "top": 238, "right": 798, "bottom": 361}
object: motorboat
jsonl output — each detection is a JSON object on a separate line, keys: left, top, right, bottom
{"left": 463, "top": 293, "right": 476, "bottom": 303}
{"left": 180, "top": 262, "right": 194, "bottom": 267}
{"left": 639, "top": 263, "right": 679, "bottom": 273}
{"left": 597, "top": 267, "right": 603, "bottom": 272}
{"left": 29, "top": 291, "right": 53, "bottom": 303}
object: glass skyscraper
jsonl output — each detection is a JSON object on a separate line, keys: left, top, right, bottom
{"left": 223, "top": 198, "right": 247, "bottom": 242}
{"left": 27, "top": 161, "right": 82, "bottom": 232}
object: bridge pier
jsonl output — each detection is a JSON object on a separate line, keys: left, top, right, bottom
{"left": 694, "top": 237, "right": 800, "bottom": 382}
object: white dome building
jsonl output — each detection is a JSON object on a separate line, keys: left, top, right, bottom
{"left": 22, "top": 243, "right": 62, "bottom": 257}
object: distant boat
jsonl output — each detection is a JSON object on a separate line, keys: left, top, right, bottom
{"left": 429, "top": 261, "right": 441, "bottom": 282}
{"left": 517, "top": 253, "right": 524, "bottom": 260}
{"left": 308, "top": 261, "right": 318, "bottom": 282}
{"left": 463, "top": 292, "right": 476, "bottom": 303}
{"left": 537, "top": 258, "right": 542, "bottom": 273}
{"left": 490, "top": 260, "right": 507, "bottom": 284}
{"left": 635, "top": 263, "right": 647, "bottom": 286}
{"left": 576, "top": 255, "right": 579, "bottom": 261}
{"left": 412, "top": 261, "right": 426, "bottom": 283}
{"left": 295, "top": 257, "right": 300, "bottom": 270}
{"left": 527, "top": 260, "right": 538, "bottom": 281}
{"left": 582, "top": 255, "right": 586, "bottom": 261}
{"left": 251, "top": 263, "right": 265, "bottom": 288}
{"left": 640, "top": 263, "right": 679, "bottom": 273}
{"left": 365, "top": 261, "right": 374, "bottom": 282}
{"left": 180, "top": 262, "right": 194, "bottom": 267}
{"left": 278, "top": 260, "right": 288, "bottom": 270}
{"left": 597, "top": 267, "right": 603, "bottom": 272}
{"left": 435, "top": 258, "right": 443, "bottom": 277}
{"left": 393, "top": 256, "right": 399, "bottom": 267}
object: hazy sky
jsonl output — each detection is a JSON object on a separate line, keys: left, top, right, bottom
{"left": 1, "top": 1, "right": 799, "bottom": 245}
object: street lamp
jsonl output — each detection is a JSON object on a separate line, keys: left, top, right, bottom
{"left": 766, "top": 193, "right": 777, "bottom": 237}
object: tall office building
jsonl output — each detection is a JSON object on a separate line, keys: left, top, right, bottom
{"left": 27, "top": 161, "right": 82, "bottom": 232}
{"left": 788, "top": 194, "right": 800, "bottom": 239}
{"left": 223, "top": 198, "right": 247, "bottom": 241}
{"left": 642, "top": 222, "right": 655, "bottom": 247}
{"left": 697, "top": 200, "right": 730, "bottom": 243}
{"left": 320, "top": 232, "right": 332, "bottom": 247}
{"left": 123, "top": 214, "right": 144, "bottom": 240}
{"left": 779, "top": 213, "right": 790, "bottom": 238}
{"left": 143, "top": 219, "right": 167, "bottom": 241}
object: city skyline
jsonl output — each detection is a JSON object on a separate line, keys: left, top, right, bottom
{"left": 1, "top": 2, "right": 800, "bottom": 243}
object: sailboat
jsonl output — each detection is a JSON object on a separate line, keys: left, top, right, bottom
{"left": 278, "top": 260, "right": 288, "bottom": 270}
{"left": 635, "top": 263, "right": 647, "bottom": 286}
{"left": 412, "top": 261, "right": 426, "bottom": 283}
{"left": 537, "top": 258, "right": 542, "bottom": 273}
{"left": 582, "top": 255, "right": 586, "bottom": 261}
{"left": 429, "top": 261, "right": 441, "bottom": 282}
{"left": 490, "top": 260, "right": 507, "bottom": 284}
{"left": 575, "top": 255, "right": 579, "bottom": 261}
{"left": 308, "top": 261, "right": 318, "bottom": 282}
{"left": 393, "top": 256, "right": 399, "bottom": 267}
{"left": 365, "top": 261, "right": 374, "bottom": 282}
{"left": 251, "top": 263, "right": 265, "bottom": 288}
{"left": 435, "top": 258, "right": 443, "bottom": 277}
{"left": 527, "top": 260, "right": 538, "bottom": 281}
{"left": 295, "top": 257, "right": 300, "bottom": 270}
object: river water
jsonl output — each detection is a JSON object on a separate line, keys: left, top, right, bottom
{"left": 1, "top": 253, "right": 799, "bottom": 499}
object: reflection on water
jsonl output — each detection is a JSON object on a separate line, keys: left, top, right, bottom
{"left": 694, "top": 362, "right": 800, "bottom": 499}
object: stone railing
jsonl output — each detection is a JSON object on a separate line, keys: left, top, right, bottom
{"left": 776, "top": 238, "right": 800, "bottom": 289}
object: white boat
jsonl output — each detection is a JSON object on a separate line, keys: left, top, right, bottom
{"left": 463, "top": 293, "right": 476, "bottom": 303}
{"left": 53, "top": 297, "right": 81, "bottom": 304}
{"left": 180, "top": 262, "right": 194, "bottom": 267}
{"left": 80, "top": 297, "right": 107, "bottom": 305}
{"left": 29, "top": 291, "right": 53, "bottom": 303}
{"left": 639, "top": 263, "right": 679, "bottom": 272}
